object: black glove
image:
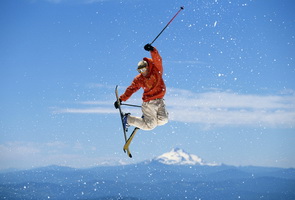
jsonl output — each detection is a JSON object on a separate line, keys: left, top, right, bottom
{"left": 114, "top": 99, "right": 122, "bottom": 109}
{"left": 144, "top": 43, "right": 154, "bottom": 51}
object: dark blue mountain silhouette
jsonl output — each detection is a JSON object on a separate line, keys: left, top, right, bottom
{"left": 0, "top": 149, "right": 294, "bottom": 200}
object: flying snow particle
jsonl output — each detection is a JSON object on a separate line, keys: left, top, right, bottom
{"left": 214, "top": 21, "right": 217, "bottom": 27}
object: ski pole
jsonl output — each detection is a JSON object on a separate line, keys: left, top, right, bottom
{"left": 121, "top": 103, "right": 142, "bottom": 108}
{"left": 150, "top": 6, "right": 184, "bottom": 45}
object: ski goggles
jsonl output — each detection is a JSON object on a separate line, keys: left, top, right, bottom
{"left": 137, "top": 67, "right": 147, "bottom": 73}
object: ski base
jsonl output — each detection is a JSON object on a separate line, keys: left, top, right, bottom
{"left": 123, "top": 127, "right": 139, "bottom": 158}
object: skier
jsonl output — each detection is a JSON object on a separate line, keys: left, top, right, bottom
{"left": 114, "top": 44, "right": 168, "bottom": 131}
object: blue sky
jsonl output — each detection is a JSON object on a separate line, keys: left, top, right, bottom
{"left": 0, "top": 0, "right": 294, "bottom": 170}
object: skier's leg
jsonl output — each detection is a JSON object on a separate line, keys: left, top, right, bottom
{"left": 127, "top": 100, "right": 158, "bottom": 130}
{"left": 157, "top": 99, "right": 169, "bottom": 126}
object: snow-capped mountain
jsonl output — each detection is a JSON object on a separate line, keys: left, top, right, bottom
{"left": 152, "top": 148, "right": 216, "bottom": 166}
{"left": 1, "top": 159, "right": 294, "bottom": 200}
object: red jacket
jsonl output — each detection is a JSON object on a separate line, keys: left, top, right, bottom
{"left": 120, "top": 47, "right": 166, "bottom": 102}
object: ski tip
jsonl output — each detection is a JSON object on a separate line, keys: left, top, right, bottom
{"left": 180, "top": 6, "right": 184, "bottom": 10}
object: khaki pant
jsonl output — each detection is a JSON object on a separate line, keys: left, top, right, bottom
{"left": 127, "top": 98, "right": 168, "bottom": 130}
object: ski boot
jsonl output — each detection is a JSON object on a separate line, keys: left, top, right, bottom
{"left": 123, "top": 113, "right": 130, "bottom": 132}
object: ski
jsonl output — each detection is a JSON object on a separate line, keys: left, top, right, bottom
{"left": 123, "top": 127, "right": 139, "bottom": 154}
{"left": 115, "top": 85, "right": 139, "bottom": 158}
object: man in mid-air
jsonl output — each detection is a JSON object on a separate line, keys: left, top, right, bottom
{"left": 114, "top": 44, "right": 168, "bottom": 130}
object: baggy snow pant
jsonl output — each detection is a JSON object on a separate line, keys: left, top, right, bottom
{"left": 127, "top": 98, "right": 168, "bottom": 130}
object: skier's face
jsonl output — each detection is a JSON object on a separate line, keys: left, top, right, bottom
{"left": 141, "top": 67, "right": 149, "bottom": 77}
{"left": 138, "top": 66, "right": 149, "bottom": 77}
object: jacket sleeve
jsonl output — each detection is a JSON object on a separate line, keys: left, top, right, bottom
{"left": 120, "top": 76, "right": 142, "bottom": 102}
{"left": 150, "top": 47, "right": 163, "bottom": 74}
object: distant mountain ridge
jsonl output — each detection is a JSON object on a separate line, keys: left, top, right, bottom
{"left": 0, "top": 148, "right": 294, "bottom": 200}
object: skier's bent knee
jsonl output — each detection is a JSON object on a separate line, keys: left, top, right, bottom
{"left": 145, "top": 120, "right": 157, "bottom": 130}
{"left": 158, "top": 118, "right": 168, "bottom": 126}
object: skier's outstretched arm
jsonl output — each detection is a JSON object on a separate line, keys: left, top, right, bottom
{"left": 144, "top": 44, "right": 163, "bottom": 73}
{"left": 120, "top": 78, "right": 141, "bottom": 102}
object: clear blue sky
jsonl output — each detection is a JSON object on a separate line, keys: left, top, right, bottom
{"left": 0, "top": 0, "right": 294, "bottom": 170}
